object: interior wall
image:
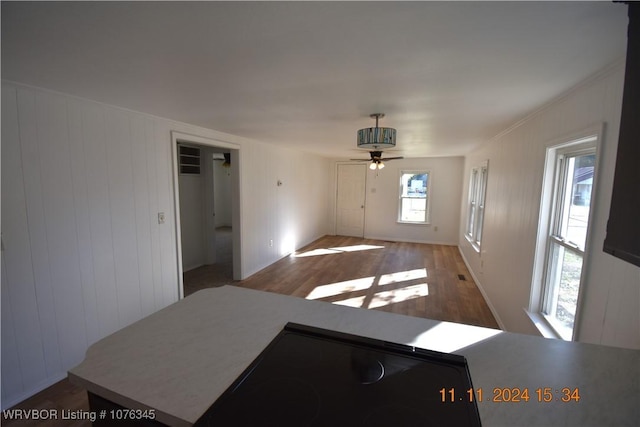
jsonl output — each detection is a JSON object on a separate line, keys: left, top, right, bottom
{"left": 0, "top": 81, "right": 332, "bottom": 408}
{"left": 1, "top": 82, "right": 179, "bottom": 408}
{"left": 213, "top": 160, "right": 232, "bottom": 227}
{"left": 458, "top": 62, "right": 640, "bottom": 350}
{"left": 239, "top": 140, "right": 332, "bottom": 275}
{"left": 363, "top": 157, "right": 463, "bottom": 244}
{"left": 329, "top": 157, "right": 463, "bottom": 245}
{"left": 178, "top": 169, "right": 206, "bottom": 271}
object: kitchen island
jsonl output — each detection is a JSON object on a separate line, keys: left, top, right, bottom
{"left": 69, "top": 285, "right": 638, "bottom": 426}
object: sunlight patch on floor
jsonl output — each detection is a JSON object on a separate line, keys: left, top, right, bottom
{"left": 379, "top": 268, "right": 427, "bottom": 286}
{"left": 305, "top": 267, "right": 431, "bottom": 309}
{"left": 369, "top": 283, "right": 429, "bottom": 308}
{"left": 328, "top": 283, "right": 430, "bottom": 310}
{"left": 294, "top": 244, "right": 384, "bottom": 258}
{"left": 407, "top": 322, "right": 503, "bottom": 353}
{"left": 332, "top": 295, "right": 367, "bottom": 308}
{"left": 329, "top": 244, "right": 385, "bottom": 253}
{"left": 306, "top": 277, "right": 376, "bottom": 300}
{"left": 294, "top": 248, "right": 343, "bottom": 258}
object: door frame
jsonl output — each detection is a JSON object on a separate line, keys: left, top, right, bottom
{"left": 171, "top": 131, "right": 242, "bottom": 299}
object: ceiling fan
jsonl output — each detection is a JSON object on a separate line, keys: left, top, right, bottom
{"left": 351, "top": 150, "right": 403, "bottom": 170}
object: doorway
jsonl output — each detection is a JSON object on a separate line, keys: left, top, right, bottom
{"left": 171, "top": 132, "right": 241, "bottom": 298}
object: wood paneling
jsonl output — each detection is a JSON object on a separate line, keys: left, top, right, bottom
{"left": 1, "top": 81, "right": 333, "bottom": 409}
{"left": 1, "top": 85, "right": 182, "bottom": 408}
{"left": 131, "top": 116, "right": 159, "bottom": 319}
{"left": 459, "top": 62, "right": 640, "bottom": 349}
{"left": 2, "top": 86, "right": 45, "bottom": 401}
{"left": 106, "top": 109, "right": 143, "bottom": 327}
{"left": 35, "top": 91, "right": 88, "bottom": 370}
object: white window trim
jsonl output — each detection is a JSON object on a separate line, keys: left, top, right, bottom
{"left": 397, "top": 170, "right": 431, "bottom": 225}
{"left": 529, "top": 125, "right": 602, "bottom": 341}
{"left": 465, "top": 160, "right": 488, "bottom": 252}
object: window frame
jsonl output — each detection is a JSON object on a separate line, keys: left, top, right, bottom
{"left": 465, "top": 161, "right": 488, "bottom": 251}
{"left": 528, "top": 128, "right": 601, "bottom": 341}
{"left": 397, "top": 170, "right": 431, "bottom": 225}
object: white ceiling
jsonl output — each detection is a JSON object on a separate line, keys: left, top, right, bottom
{"left": 1, "top": 1, "right": 629, "bottom": 159}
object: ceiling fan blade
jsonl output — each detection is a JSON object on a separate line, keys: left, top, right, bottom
{"left": 381, "top": 156, "right": 404, "bottom": 160}
{"left": 349, "top": 159, "right": 372, "bottom": 161}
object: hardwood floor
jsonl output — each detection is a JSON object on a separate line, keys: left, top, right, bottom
{"left": 3, "top": 235, "right": 498, "bottom": 425}
{"left": 238, "top": 235, "right": 499, "bottom": 329}
{"left": 1, "top": 379, "right": 90, "bottom": 427}
{"left": 183, "top": 226, "right": 233, "bottom": 296}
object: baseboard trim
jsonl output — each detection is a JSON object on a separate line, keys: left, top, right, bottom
{"left": 241, "top": 233, "right": 328, "bottom": 280}
{"left": 364, "top": 235, "right": 458, "bottom": 246}
{"left": 457, "top": 247, "right": 507, "bottom": 331}
{"left": 183, "top": 263, "right": 205, "bottom": 273}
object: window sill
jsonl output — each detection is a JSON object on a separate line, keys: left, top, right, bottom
{"left": 464, "top": 234, "right": 481, "bottom": 253}
{"left": 524, "top": 309, "right": 563, "bottom": 340}
{"left": 397, "top": 221, "right": 430, "bottom": 226}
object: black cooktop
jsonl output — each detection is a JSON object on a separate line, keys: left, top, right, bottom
{"left": 195, "top": 323, "right": 481, "bottom": 426}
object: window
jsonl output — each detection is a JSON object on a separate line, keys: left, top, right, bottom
{"left": 398, "top": 171, "right": 430, "bottom": 224}
{"left": 466, "top": 162, "right": 488, "bottom": 250}
{"left": 531, "top": 134, "right": 597, "bottom": 341}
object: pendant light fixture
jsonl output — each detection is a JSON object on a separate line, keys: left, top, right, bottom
{"left": 357, "top": 113, "right": 396, "bottom": 150}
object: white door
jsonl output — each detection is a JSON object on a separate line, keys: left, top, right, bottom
{"left": 336, "top": 164, "right": 367, "bottom": 237}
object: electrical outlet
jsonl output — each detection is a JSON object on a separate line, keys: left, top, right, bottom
{"left": 269, "top": 239, "right": 274, "bottom": 247}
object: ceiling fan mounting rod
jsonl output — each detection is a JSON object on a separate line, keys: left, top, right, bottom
{"left": 370, "top": 113, "right": 384, "bottom": 128}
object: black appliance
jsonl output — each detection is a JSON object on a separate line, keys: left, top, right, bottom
{"left": 195, "top": 323, "right": 482, "bottom": 426}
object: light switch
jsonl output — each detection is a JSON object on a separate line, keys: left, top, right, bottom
{"left": 158, "top": 212, "right": 166, "bottom": 224}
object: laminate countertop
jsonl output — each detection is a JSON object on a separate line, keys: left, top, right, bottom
{"left": 69, "top": 286, "right": 639, "bottom": 426}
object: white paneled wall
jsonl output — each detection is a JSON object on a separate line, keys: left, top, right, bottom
{"left": 458, "top": 62, "right": 640, "bottom": 350}
{"left": 1, "top": 84, "right": 177, "bottom": 407}
{"left": 1, "top": 82, "right": 332, "bottom": 408}
{"left": 238, "top": 139, "right": 331, "bottom": 275}
{"left": 361, "top": 157, "right": 464, "bottom": 244}
{"left": 179, "top": 173, "right": 206, "bottom": 271}
{"left": 213, "top": 161, "right": 232, "bottom": 228}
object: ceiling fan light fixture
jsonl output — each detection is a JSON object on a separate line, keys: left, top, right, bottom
{"left": 369, "top": 159, "right": 385, "bottom": 170}
{"left": 357, "top": 113, "right": 396, "bottom": 150}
